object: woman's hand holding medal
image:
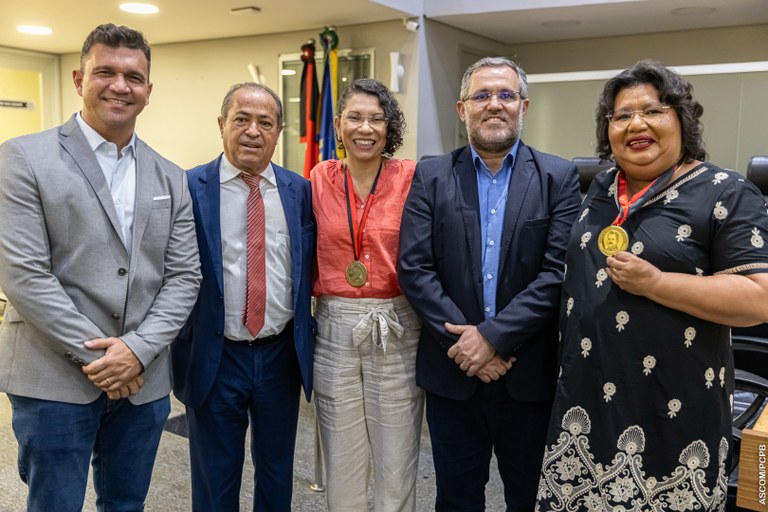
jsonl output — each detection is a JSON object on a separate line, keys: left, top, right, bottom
{"left": 606, "top": 251, "right": 663, "bottom": 296}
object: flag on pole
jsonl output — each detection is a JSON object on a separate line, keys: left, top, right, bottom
{"left": 318, "top": 26, "right": 339, "bottom": 162}
{"left": 299, "top": 41, "right": 318, "bottom": 178}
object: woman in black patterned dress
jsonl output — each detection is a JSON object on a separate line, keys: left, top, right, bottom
{"left": 536, "top": 60, "right": 768, "bottom": 512}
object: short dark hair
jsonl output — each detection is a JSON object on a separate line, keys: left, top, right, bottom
{"left": 337, "top": 78, "right": 405, "bottom": 157}
{"left": 220, "top": 83, "right": 284, "bottom": 128}
{"left": 80, "top": 23, "right": 151, "bottom": 73}
{"left": 460, "top": 57, "right": 529, "bottom": 101}
{"left": 595, "top": 59, "right": 706, "bottom": 162}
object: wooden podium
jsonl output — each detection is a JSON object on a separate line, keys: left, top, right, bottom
{"left": 738, "top": 405, "right": 768, "bottom": 510}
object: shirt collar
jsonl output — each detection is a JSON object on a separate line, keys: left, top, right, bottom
{"left": 219, "top": 153, "right": 276, "bottom": 187}
{"left": 75, "top": 112, "right": 136, "bottom": 156}
{"left": 469, "top": 139, "right": 520, "bottom": 176}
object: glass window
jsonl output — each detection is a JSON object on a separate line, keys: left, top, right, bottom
{"left": 278, "top": 49, "right": 374, "bottom": 172}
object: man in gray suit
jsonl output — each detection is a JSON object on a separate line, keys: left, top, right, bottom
{"left": 0, "top": 24, "right": 201, "bottom": 512}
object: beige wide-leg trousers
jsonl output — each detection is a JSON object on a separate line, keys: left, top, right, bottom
{"left": 314, "top": 295, "right": 425, "bottom": 512}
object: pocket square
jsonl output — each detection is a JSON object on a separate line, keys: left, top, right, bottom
{"left": 153, "top": 195, "right": 171, "bottom": 201}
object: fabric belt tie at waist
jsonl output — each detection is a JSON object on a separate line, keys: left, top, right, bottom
{"left": 352, "top": 306, "right": 404, "bottom": 352}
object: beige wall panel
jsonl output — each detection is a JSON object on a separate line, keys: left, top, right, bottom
{"left": 0, "top": 68, "right": 42, "bottom": 142}
{"left": 60, "top": 21, "right": 420, "bottom": 170}
{"left": 512, "top": 25, "right": 768, "bottom": 74}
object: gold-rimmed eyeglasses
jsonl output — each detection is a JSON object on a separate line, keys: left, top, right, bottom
{"left": 342, "top": 113, "right": 388, "bottom": 128}
{"left": 606, "top": 103, "right": 673, "bottom": 128}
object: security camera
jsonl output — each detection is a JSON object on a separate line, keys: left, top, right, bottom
{"left": 403, "top": 18, "right": 419, "bottom": 32}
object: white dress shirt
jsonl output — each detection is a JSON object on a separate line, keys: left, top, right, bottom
{"left": 220, "top": 156, "right": 293, "bottom": 340}
{"left": 76, "top": 113, "right": 137, "bottom": 257}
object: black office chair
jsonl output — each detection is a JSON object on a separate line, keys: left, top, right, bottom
{"left": 746, "top": 155, "right": 768, "bottom": 197}
{"left": 572, "top": 157, "right": 614, "bottom": 195}
{"left": 727, "top": 331, "right": 768, "bottom": 511}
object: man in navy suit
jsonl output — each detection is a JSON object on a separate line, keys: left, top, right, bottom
{"left": 398, "top": 57, "right": 581, "bottom": 511}
{"left": 171, "top": 83, "right": 314, "bottom": 511}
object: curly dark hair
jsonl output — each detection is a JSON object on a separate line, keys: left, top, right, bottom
{"left": 595, "top": 59, "right": 706, "bottom": 163}
{"left": 336, "top": 78, "right": 405, "bottom": 157}
{"left": 80, "top": 23, "right": 151, "bottom": 74}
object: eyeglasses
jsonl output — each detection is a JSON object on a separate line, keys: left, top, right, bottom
{"left": 462, "top": 90, "right": 521, "bottom": 104}
{"left": 606, "top": 103, "right": 673, "bottom": 128}
{"left": 343, "top": 113, "right": 388, "bottom": 128}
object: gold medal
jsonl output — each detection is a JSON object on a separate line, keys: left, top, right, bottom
{"left": 345, "top": 261, "right": 368, "bottom": 287}
{"left": 597, "top": 225, "right": 629, "bottom": 256}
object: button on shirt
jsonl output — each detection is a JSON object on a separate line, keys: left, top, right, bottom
{"left": 472, "top": 142, "right": 519, "bottom": 318}
{"left": 219, "top": 156, "right": 293, "bottom": 340}
{"left": 76, "top": 113, "right": 136, "bottom": 257}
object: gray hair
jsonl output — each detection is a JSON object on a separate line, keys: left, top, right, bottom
{"left": 459, "top": 57, "right": 529, "bottom": 101}
{"left": 220, "top": 82, "right": 283, "bottom": 127}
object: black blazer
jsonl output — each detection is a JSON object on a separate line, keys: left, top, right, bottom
{"left": 398, "top": 143, "right": 580, "bottom": 401}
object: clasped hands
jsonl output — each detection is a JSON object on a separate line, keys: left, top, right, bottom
{"left": 445, "top": 323, "right": 516, "bottom": 383}
{"left": 81, "top": 337, "right": 144, "bottom": 400}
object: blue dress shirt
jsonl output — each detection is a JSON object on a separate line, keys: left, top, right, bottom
{"left": 471, "top": 141, "right": 519, "bottom": 319}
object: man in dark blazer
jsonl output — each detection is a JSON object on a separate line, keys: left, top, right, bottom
{"left": 171, "top": 83, "right": 314, "bottom": 511}
{"left": 399, "top": 57, "right": 581, "bottom": 511}
{"left": 0, "top": 24, "right": 201, "bottom": 511}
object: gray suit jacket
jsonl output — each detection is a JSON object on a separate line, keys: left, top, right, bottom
{"left": 0, "top": 115, "right": 201, "bottom": 405}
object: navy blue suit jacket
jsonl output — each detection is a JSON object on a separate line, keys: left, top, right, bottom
{"left": 398, "top": 144, "right": 580, "bottom": 402}
{"left": 172, "top": 156, "right": 315, "bottom": 406}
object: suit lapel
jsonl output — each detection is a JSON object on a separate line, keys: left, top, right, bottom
{"left": 453, "top": 147, "right": 484, "bottom": 309}
{"left": 130, "top": 138, "right": 154, "bottom": 263}
{"left": 273, "top": 164, "right": 301, "bottom": 298}
{"left": 58, "top": 117, "right": 126, "bottom": 251}
{"left": 193, "top": 158, "right": 224, "bottom": 294}
{"left": 499, "top": 144, "right": 534, "bottom": 268}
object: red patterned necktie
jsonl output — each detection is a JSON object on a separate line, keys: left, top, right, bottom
{"left": 240, "top": 172, "right": 266, "bottom": 337}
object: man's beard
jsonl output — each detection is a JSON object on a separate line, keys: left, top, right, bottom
{"left": 466, "top": 111, "right": 524, "bottom": 154}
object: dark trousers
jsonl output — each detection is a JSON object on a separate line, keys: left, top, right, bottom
{"left": 426, "top": 381, "right": 552, "bottom": 512}
{"left": 186, "top": 331, "right": 301, "bottom": 512}
{"left": 9, "top": 393, "right": 169, "bottom": 512}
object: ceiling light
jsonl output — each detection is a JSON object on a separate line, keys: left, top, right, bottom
{"left": 120, "top": 3, "right": 159, "bottom": 14}
{"left": 541, "top": 20, "right": 581, "bottom": 28}
{"left": 671, "top": 7, "right": 716, "bottom": 16}
{"left": 17, "top": 25, "right": 53, "bottom": 35}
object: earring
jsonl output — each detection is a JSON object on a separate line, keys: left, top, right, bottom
{"left": 336, "top": 135, "right": 344, "bottom": 151}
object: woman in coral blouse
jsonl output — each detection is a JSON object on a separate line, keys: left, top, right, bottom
{"left": 310, "top": 78, "right": 423, "bottom": 512}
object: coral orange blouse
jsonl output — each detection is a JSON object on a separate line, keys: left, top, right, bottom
{"left": 310, "top": 158, "right": 416, "bottom": 298}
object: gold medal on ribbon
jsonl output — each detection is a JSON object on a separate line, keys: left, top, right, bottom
{"left": 597, "top": 225, "right": 629, "bottom": 256}
{"left": 345, "top": 260, "right": 368, "bottom": 287}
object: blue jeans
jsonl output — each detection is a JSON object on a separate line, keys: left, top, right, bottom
{"left": 8, "top": 393, "right": 170, "bottom": 512}
{"left": 426, "top": 382, "right": 552, "bottom": 512}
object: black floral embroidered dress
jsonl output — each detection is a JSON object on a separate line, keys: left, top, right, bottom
{"left": 536, "top": 163, "right": 768, "bottom": 512}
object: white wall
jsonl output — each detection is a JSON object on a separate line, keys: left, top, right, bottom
{"left": 417, "top": 19, "right": 509, "bottom": 157}
{"left": 511, "top": 24, "right": 768, "bottom": 73}
{"left": 513, "top": 24, "right": 768, "bottom": 172}
{"left": 60, "top": 20, "right": 420, "bottom": 169}
{"left": 53, "top": 22, "right": 768, "bottom": 171}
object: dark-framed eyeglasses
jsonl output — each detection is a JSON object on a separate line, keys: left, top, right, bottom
{"left": 462, "top": 90, "right": 521, "bottom": 104}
